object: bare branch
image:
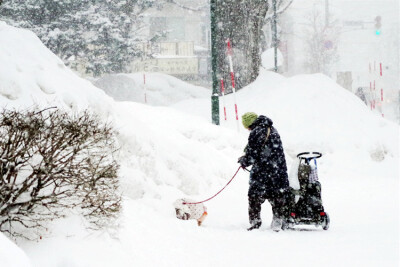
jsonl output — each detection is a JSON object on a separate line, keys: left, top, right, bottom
{"left": 166, "top": 0, "right": 208, "bottom": 12}
{"left": 265, "top": 0, "right": 294, "bottom": 23}
{"left": 0, "top": 107, "right": 121, "bottom": 239}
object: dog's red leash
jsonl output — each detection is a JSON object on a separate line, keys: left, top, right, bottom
{"left": 183, "top": 166, "right": 243, "bottom": 205}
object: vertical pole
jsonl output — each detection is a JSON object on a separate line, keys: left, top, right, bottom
{"left": 210, "top": 0, "right": 220, "bottom": 125}
{"left": 227, "top": 39, "right": 240, "bottom": 131}
{"left": 373, "top": 79, "right": 376, "bottom": 110}
{"left": 272, "top": 0, "right": 278, "bottom": 72}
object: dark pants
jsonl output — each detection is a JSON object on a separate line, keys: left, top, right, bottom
{"left": 248, "top": 188, "right": 291, "bottom": 226}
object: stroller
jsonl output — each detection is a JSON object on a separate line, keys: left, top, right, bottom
{"left": 283, "top": 152, "right": 330, "bottom": 230}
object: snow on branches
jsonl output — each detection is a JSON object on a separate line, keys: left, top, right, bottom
{"left": 0, "top": 107, "right": 121, "bottom": 239}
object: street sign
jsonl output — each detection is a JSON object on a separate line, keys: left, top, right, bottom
{"left": 343, "top": 20, "right": 364, "bottom": 27}
{"left": 324, "top": 40, "right": 333, "bottom": 49}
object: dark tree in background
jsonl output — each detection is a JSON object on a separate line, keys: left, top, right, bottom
{"left": 0, "top": 0, "right": 157, "bottom": 76}
{"left": 0, "top": 108, "right": 121, "bottom": 239}
{"left": 214, "top": 0, "right": 269, "bottom": 90}
{"left": 212, "top": 0, "right": 292, "bottom": 90}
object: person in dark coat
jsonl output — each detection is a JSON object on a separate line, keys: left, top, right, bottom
{"left": 238, "top": 112, "right": 290, "bottom": 231}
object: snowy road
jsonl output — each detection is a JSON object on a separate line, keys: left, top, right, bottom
{"left": 114, "top": 156, "right": 398, "bottom": 267}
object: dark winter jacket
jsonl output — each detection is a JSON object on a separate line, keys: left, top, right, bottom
{"left": 239, "top": 116, "right": 289, "bottom": 195}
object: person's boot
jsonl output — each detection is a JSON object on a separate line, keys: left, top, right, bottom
{"left": 271, "top": 216, "right": 283, "bottom": 232}
{"left": 247, "top": 221, "right": 261, "bottom": 231}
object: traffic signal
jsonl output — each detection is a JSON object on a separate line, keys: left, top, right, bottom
{"left": 375, "top": 16, "right": 382, "bottom": 35}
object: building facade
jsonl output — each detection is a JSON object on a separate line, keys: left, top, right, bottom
{"left": 131, "top": 2, "right": 211, "bottom": 84}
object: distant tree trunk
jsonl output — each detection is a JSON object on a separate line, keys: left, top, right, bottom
{"left": 214, "top": 0, "right": 269, "bottom": 91}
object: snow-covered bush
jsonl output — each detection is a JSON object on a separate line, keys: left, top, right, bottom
{"left": 0, "top": 0, "right": 157, "bottom": 76}
{"left": 0, "top": 108, "right": 120, "bottom": 239}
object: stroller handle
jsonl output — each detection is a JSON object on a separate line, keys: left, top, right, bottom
{"left": 297, "top": 152, "right": 322, "bottom": 160}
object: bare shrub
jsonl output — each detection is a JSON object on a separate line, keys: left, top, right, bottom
{"left": 0, "top": 107, "right": 121, "bottom": 238}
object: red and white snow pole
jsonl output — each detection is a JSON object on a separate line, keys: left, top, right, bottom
{"left": 143, "top": 73, "right": 147, "bottom": 104}
{"left": 227, "top": 39, "right": 239, "bottom": 131}
{"left": 373, "top": 79, "right": 376, "bottom": 110}
{"left": 220, "top": 79, "right": 227, "bottom": 121}
{"left": 373, "top": 61, "right": 377, "bottom": 110}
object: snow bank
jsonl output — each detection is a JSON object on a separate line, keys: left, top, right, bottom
{"left": 174, "top": 68, "right": 399, "bottom": 163}
{"left": 93, "top": 72, "right": 210, "bottom": 106}
{"left": 0, "top": 233, "right": 32, "bottom": 266}
{"left": 114, "top": 101, "right": 242, "bottom": 200}
{"left": 248, "top": 70, "right": 398, "bottom": 159}
{"left": 0, "top": 21, "right": 115, "bottom": 116}
{"left": 261, "top": 48, "right": 284, "bottom": 70}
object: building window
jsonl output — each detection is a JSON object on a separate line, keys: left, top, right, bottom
{"left": 166, "top": 17, "right": 185, "bottom": 41}
{"left": 150, "top": 17, "right": 167, "bottom": 40}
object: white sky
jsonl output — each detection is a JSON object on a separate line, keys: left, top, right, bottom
{"left": 286, "top": 0, "right": 399, "bottom": 97}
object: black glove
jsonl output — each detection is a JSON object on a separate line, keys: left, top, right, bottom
{"left": 237, "top": 156, "right": 247, "bottom": 168}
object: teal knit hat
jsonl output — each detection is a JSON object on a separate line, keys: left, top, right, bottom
{"left": 242, "top": 112, "right": 258, "bottom": 129}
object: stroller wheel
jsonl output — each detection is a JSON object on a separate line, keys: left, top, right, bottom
{"left": 281, "top": 220, "right": 289, "bottom": 231}
{"left": 281, "top": 218, "right": 294, "bottom": 230}
{"left": 322, "top": 213, "right": 330, "bottom": 230}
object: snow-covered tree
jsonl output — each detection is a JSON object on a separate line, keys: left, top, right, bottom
{"left": 213, "top": 0, "right": 268, "bottom": 90}
{"left": 213, "top": 0, "right": 292, "bottom": 90}
{"left": 0, "top": 108, "right": 121, "bottom": 239}
{"left": 78, "top": 0, "right": 159, "bottom": 76}
{"left": 0, "top": 0, "right": 156, "bottom": 76}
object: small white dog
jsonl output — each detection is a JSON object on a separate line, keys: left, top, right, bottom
{"left": 173, "top": 198, "right": 207, "bottom": 226}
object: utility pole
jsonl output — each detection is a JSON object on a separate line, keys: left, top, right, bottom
{"left": 325, "top": 0, "right": 329, "bottom": 27}
{"left": 272, "top": 0, "right": 278, "bottom": 72}
{"left": 210, "top": 0, "right": 220, "bottom": 125}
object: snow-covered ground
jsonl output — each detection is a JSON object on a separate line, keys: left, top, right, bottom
{"left": 0, "top": 233, "right": 31, "bottom": 267}
{"left": 0, "top": 22, "right": 399, "bottom": 267}
{"left": 93, "top": 72, "right": 210, "bottom": 106}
